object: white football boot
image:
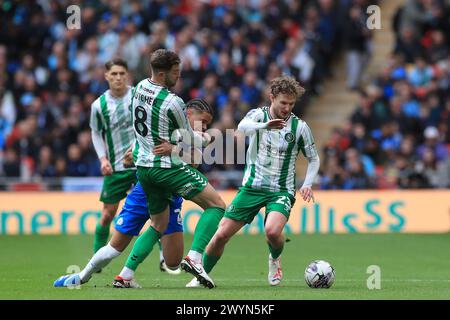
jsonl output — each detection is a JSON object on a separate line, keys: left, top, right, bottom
{"left": 112, "top": 275, "right": 142, "bottom": 288}
{"left": 185, "top": 277, "right": 202, "bottom": 288}
{"left": 268, "top": 254, "right": 283, "bottom": 286}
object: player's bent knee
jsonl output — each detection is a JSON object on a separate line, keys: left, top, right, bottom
{"left": 265, "top": 228, "right": 282, "bottom": 243}
{"left": 214, "top": 229, "right": 232, "bottom": 245}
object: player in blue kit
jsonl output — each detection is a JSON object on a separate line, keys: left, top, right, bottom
{"left": 114, "top": 181, "right": 185, "bottom": 274}
{"left": 54, "top": 99, "right": 214, "bottom": 288}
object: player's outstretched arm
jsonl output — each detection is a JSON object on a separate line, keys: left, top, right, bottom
{"left": 238, "top": 118, "right": 286, "bottom": 133}
{"left": 237, "top": 108, "right": 285, "bottom": 134}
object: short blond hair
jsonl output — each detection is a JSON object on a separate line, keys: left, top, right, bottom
{"left": 269, "top": 75, "right": 305, "bottom": 99}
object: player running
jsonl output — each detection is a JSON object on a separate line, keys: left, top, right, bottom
{"left": 188, "top": 75, "right": 320, "bottom": 288}
{"left": 130, "top": 49, "right": 225, "bottom": 289}
{"left": 89, "top": 58, "right": 137, "bottom": 254}
{"left": 53, "top": 99, "right": 213, "bottom": 288}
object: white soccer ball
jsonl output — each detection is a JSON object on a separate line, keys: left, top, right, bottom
{"left": 304, "top": 260, "right": 336, "bottom": 288}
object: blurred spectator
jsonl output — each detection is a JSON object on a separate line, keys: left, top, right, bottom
{"left": 396, "top": 0, "right": 433, "bottom": 37}
{"left": 414, "top": 147, "right": 449, "bottom": 188}
{"left": 66, "top": 144, "right": 89, "bottom": 177}
{"left": 345, "top": 5, "right": 372, "bottom": 90}
{"left": 2, "top": 148, "right": 20, "bottom": 177}
{"left": 417, "top": 126, "right": 448, "bottom": 162}
{"left": 395, "top": 26, "right": 423, "bottom": 64}
{"left": 36, "top": 145, "right": 57, "bottom": 178}
{"left": 342, "top": 155, "right": 373, "bottom": 189}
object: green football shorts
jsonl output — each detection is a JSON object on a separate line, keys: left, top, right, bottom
{"left": 100, "top": 170, "right": 137, "bottom": 204}
{"left": 224, "top": 186, "right": 295, "bottom": 224}
{"left": 137, "top": 165, "right": 208, "bottom": 214}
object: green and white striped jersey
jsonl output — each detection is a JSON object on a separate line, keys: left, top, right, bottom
{"left": 89, "top": 86, "right": 135, "bottom": 172}
{"left": 132, "top": 79, "right": 195, "bottom": 168}
{"left": 241, "top": 106, "right": 318, "bottom": 197}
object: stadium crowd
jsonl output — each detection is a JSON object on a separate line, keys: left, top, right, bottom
{"left": 0, "top": 0, "right": 366, "bottom": 183}
{"left": 3, "top": 0, "right": 446, "bottom": 190}
{"left": 318, "top": 0, "right": 450, "bottom": 189}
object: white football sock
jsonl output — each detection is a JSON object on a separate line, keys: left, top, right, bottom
{"left": 79, "top": 243, "right": 121, "bottom": 282}
{"left": 159, "top": 248, "right": 164, "bottom": 263}
{"left": 119, "top": 266, "right": 135, "bottom": 280}
{"left": 187, "top": 250, "right": 202, "bottom": 264}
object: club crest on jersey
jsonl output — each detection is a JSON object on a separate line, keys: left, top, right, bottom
{"left": 284, "top": 132, "right": 294, "bottom": 143}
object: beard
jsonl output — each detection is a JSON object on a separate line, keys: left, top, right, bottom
{"left": 165, "top": 74, "right": 176, "bottom": 88}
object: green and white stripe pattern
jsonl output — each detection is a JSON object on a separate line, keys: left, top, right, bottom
{"left": 132, "top": 79, "right": 191, "bottom": 168}
{"left": 242, "top": 106, "right": 318, "bottom": 196}
{"left": 89, "top": 86, "right": 134, "bottom": 172}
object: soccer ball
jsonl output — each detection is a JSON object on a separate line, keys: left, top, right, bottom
{"left": 304, "top": 260, "right": 336, "bottom": 288}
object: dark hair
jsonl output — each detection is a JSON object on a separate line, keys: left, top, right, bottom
{"left": 150, "top": 49, "right": 180, "bottom": 72}
{"left": 186, "top": 98, "right": 214, "bottom": 116}
{"left": 105, "top": 58, "right": 128, "bottom": 71}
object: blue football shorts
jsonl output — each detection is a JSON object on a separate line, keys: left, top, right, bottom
{"left": 115, "top": 182, "right": 183, "bottom": 236}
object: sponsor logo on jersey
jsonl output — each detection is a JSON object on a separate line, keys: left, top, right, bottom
{"left": 259, "top": 143, "right": 286, "bottom": 155}
{"left": 141, "top": 86, "right": 155, "bottom": 95}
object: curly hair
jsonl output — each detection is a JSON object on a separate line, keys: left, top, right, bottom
{"left": 269, "top": 75, "right": 306, "bottom": 99}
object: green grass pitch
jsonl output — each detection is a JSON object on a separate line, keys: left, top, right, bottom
{"left": 1, "top": 234, "right": 450, "bottom": 299}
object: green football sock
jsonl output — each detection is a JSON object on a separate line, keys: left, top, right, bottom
{"left": 203, "top": 253, "right": 221, "bottom": 274}
{"left": 94, "top": 223, "right": 110, "bottom": 253}
{"left": 125, "top": 226, "right": 162, "bottom": 271}
{"left": 191, "top": 207, "right": 225, "bottom": 253}
{"left": 268, "top": 243, "right": 284, "bottom": 260}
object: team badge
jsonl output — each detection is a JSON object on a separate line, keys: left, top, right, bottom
{"left": 284, "top": 132, "right": 294, "bottom": 143}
